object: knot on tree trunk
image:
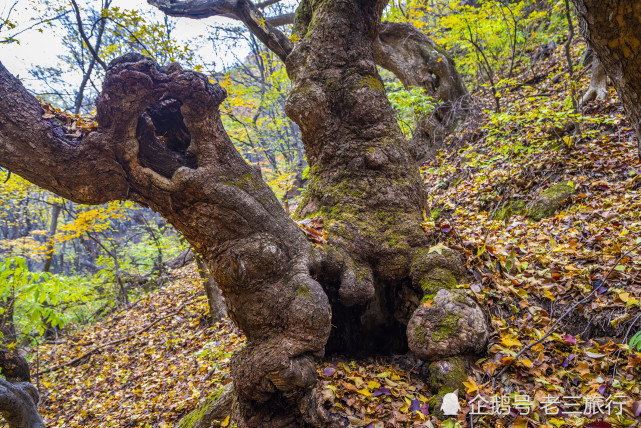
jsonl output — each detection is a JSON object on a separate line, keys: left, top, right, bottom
{"left": 95, "top": 53, "right": 228, "bottom": 188}
{"left": 0, "top": 379, "right": 44, "bottom": 428}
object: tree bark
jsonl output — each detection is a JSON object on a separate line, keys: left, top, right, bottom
{"left": 571, "top": 0, "right": 641, "bottom": 158}
{"left": 0, "top": 380, "right": 44, "bottom": 428}
{"left": 580, "top": 47, "right": 608, "bottom": 105}
{"left": 148, "top": 0, "right": 469, "bottom": 162}
{"left": 0, "top": 1, "right": 488, "bottom": 425}
{"left": 195, "top": 255, "right": 227, "bottom": 321}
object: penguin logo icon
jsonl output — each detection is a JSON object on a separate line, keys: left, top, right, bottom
{"left": 441, "top": 390, "right": 461, "bottom": 416}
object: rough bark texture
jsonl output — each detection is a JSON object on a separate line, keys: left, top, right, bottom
{"left": 0, "top": 380, "right": 44, "bottom": 428}
{"left": 195, "top": 256, "right": 227, "bottom": 321}
{"left": 581, "top": 50, "right": 608, "bottom": 105}
{"left": 286, "top": 0, "right": 486, "bottom": 367}
{"left": 0, "top": 1, "right": 488, "bottom": 426}
{"left": 148, "top": 0, "right": 469, "bottom": 163}
{"left": 1, "top": 54, "right": 329, "bottom": 426}
{"left": 374, "top": 22, "right": 470, "bottom": 162}
{"left": 571, "top": 1, "right": 641, "bottom": 157}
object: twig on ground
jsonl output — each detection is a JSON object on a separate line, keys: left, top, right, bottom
{"left": 35, "top": 297, "right": 198, "bottom": 377}
{"left": 494, "top": 242, "right": 641, "bottom": 380}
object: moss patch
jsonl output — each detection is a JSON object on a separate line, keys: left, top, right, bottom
{"left": 493, "top": 200, "right": 526, "bottom": 221}
{"left": 359, "top": 75, "right": 384, "bottom": 91}
{"left": 430, "top": 312, "right": 461, "bottom": 343}
{"left": 296, "top": 284, "right": 311, "bottom": 297}
{"left": 528, "top": 181, "right": 575, "bottom": 221}
{"left": 420, "top": 293, "right": 436, "bottom": 304}
{"left": 428, "top": 357, "right": 467, "bottom": 395}
{"left": 414, "top": 324, "right": 426, "bottom": 345}
{"left": 419, "top": 268, "right": 458, "bottom": 296}
{"left": 177, "top": 387, "right": 227, "bottom": 428}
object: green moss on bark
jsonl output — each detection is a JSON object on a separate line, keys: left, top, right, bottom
{"left": 296, "top": 284, "right": 311, "bottom": 297}
{"left": 430, "top": 312, "right": 461, "bottom": 342}
{"left": 419, "top": 268, "right": 457, "bottom": 296}
{"left": 177, "top": 387, "right": 227, "bottom": 428}
{"left": 414, "top": 324, "right": 426, "bottom": 345}
{"left": 428, "top": 356, "right": 467, "bottom": 396}
{"left": 359, "top": 75, "right": 384, "bottom": 91}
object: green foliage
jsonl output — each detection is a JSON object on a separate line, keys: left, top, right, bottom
{"left": 433, "top": 1, "right": 547, "bottom": 81}
{"left": 100, "top": 7, "right": 198, "bottom": 67}
{"left": 0, "top": 256, "right": 92, "bottom": 339}
{"left": 386, "top": 80, "right": 436, "bottom": 138}
{"left": 477, "top": 95, "right": 614, "bottom": 159}
{"left": 630, "top": 331, "right": 641, "bottom": 354}
{"left": 385, "top": 0, "right": 571, "bottom": 113}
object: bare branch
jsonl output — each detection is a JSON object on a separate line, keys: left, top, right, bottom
{"left": 70, "top": 0, "right": 108, "bottom": 71}
{"left": 265, "top": 12, "right": 293, "bottom": 26}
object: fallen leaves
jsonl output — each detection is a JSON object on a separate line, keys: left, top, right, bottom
{"left": 37, "top": 264, "right": 244, "bottom": 427}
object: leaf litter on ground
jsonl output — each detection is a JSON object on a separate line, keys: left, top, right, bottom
{"left": 26, "top": 39, "right": 641, "bottom": 428}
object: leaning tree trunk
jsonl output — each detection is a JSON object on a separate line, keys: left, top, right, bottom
{"left": 571, "top": 0, "right": 641, "bottom": 158}
{"left": 0, "top": 1, "right": 488, "bottom": 426}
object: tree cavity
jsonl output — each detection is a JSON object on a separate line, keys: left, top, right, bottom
{"left": 136, "top": 98, "right": 197, "bottom": 178}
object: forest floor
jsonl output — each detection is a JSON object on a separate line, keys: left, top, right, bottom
{"left": 34, "top": 44, "right": 641, "bottom": 427}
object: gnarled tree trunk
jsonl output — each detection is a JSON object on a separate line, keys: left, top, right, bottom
{"left": 571, "top": 0, "right": 641, "bottom": 158}
{"left": 0, "top": 0, "right": 487, "bottom": 426}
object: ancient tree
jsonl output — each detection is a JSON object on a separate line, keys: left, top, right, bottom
{"left": 571, "top": 0, "right": 641, "bottom": 157}
{"left": 0, "top": 0, "right": 487, "bottom": 426}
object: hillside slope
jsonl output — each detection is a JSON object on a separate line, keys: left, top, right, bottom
{"left": 30, "top": 42, "right": 641, "bottom": 428}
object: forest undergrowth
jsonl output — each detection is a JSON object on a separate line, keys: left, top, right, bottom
{"left": 32, "top": 41, "right": 641, "bottom": 428}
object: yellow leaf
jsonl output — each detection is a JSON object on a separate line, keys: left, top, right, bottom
{"left": 521, "top": 359, "right": 533, "bottom": 368}
{"left": 221, "top": 415, "right": 231, "bottom": 427}
{"left": 358, "top": 388, "right": 372, "bottom": 396}
{"left": 462, "top": 376, "right": 478, "bottom": 394}
{"left": 501, "top": 335, "right": 523, "bottom": 348}
{"left": 511, "top": 418, "right": 528, "bottom": 428}
{"left": 367, "top": 380, "right": 380, "bottom": 390}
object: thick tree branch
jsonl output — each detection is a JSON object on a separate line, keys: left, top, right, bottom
{"left": 1, "top": 53, "right": 331, "bottom": 422}
{"left": 0, "top": 62, "right": 129, "bottom": 204}
{"left": 147, "top": 0, "right": 293, "bottom": 61}
{"left": 374, "top": 22, "right": 470, "bottom": 161}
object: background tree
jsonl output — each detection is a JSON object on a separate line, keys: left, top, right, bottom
{"left": 570, "top": 0, "right": 641, "bottom": 158}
